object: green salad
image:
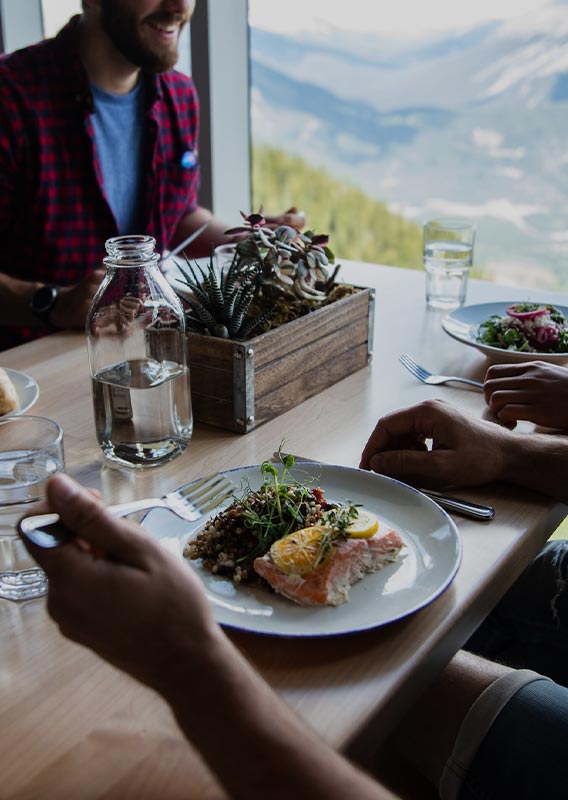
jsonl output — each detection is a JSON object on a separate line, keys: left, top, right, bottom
{"left": 477, "top": 303, "right": 568, "bottom": 353}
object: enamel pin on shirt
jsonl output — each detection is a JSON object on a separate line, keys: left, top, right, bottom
{"left": 180, "top": 149, "right": 198, "bottom": 168}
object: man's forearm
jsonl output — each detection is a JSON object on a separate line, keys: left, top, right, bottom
{"left": 502, "top": 430, "right": 568, "bottom": 503}
{"left": 163, "top": 629, "right": 392, "bottom": 800}
{"left": 0, "top": 272, "right": 43, "bottom": 326}
{"left": 171, "top": 207, "right": 234, "bottom": 259}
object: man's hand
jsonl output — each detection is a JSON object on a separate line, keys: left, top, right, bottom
{"left": 19, "top": 475, "right": 393, "bottom": 800}
{"left": 359, "top": 400, "right": 510, "bottom": 488}
{"left": 20, "top": 474, "right": 219, "bottom": 698}
{"left": 50, "top": 269, "right": 104, "bottom": 329}
{"left": 264, "top": 206, "right": 306, "bottom": 231}
{"left": 484, "top": 361, "right": 568, "bottom": 430}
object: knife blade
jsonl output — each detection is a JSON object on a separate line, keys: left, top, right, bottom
{"left": 160, "top": 218, "right": 212, "bottom": 263}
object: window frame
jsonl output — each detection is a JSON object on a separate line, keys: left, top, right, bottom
{"left": 0, "top": 0, "right": 43, "bottom": 52}
{"left": 191, "top": 0, "right": 251, "bottom": 223}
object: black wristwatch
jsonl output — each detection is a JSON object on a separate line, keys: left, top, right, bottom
{"left": 30, "top": 285, "right": 59, "bottom": 326}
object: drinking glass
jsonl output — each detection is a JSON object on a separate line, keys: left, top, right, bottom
{"left": 423, "top": 218, "right": 476, "bottom": 310}
{"left": 214, "top": 243, "right": 237, "bottom": 276}
{"left": 0, "top": 416, "right": 64, "bottom": 601}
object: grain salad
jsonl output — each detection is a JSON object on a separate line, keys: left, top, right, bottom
{"left": 185, "top": 482, "right": 329, "bottom": 584}
{"left": 184, "top": 455, "right": 339, "bottom": 583}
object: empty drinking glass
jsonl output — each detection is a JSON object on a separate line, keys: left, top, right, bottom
{"left": 423, "top": 218, "right": 476, "bottom": 310}
{"left": 214, "top": 243, "right": 237, "bottom": 276}
{"left": 0, "top": 416, "right": 64, "bottom": 601}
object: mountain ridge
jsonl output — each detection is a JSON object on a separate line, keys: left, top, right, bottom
{"left": 250, "top": 4, "right": 568, "bottom": 288}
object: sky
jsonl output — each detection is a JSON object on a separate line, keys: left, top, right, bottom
{"left": 249, "top": 0, "right": 556, "bottom": 38}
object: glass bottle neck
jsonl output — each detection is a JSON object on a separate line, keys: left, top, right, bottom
{"left": 104, "top": 235, "right": 159, "bottom": 267}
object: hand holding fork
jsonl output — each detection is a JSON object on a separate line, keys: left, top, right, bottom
{"left": 19, "top": 473, "right": 236, "bottom": 549}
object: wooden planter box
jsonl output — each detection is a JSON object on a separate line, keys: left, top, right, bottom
{"left": 186, "top": 287, "right": 375, "bottom": 433}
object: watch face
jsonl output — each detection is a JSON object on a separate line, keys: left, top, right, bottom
{"left": 32, "top": 285, "right": 57, "bottom": 313}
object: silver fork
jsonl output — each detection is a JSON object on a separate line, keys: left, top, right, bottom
{"left": 19, "top": 473, "right": 236, "bottom": 549}
{"left": 399, "top": 354, "right": 483, "bottom": 389}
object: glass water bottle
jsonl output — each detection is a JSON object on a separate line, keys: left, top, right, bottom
{"left": 86, "top": 235, "right": 192, "bottom": 468}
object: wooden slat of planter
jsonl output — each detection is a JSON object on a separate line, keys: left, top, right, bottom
{"left": 254, "top": 316, "right": 369, "bottom": 397}
{"left": 188, "top": 363, "right": 235, "bottom": 396}
{"left": 191, "top": 395, "right": 235, "bottom": 429}
{"left": 187, "top": 333, "right": 234, "bottom": 367}
{"left": 254, "top": 343, "right": 369, "bottom": 427}
{"left": 252, "top": 289, "right": 371, "bottom": 368}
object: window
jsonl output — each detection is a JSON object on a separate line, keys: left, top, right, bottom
{"left": 249, "top": 0, "right": 568, "bottom": 291}
{"left": 41, "top": 0, "right": 80, "bottom": 38}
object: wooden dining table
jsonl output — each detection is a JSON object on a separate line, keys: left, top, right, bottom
{"left": 1, "top": 261, "right": 567, "bottom": 799}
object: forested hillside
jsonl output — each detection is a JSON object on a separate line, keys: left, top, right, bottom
{"left": 252, "top": 146, "right": 423, "bottom": 269}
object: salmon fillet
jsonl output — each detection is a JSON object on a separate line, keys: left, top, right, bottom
{"left": 253, "top": 529, "right": 404, "bottom": 607}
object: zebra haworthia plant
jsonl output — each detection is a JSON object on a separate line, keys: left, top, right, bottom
{"left": 176, "top": 253, "right": 268, "bottom": 339}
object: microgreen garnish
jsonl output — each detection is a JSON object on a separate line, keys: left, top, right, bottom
{"left": 237, "top": 453, "right": 319, "bottom": 561}
{"left": 321, "top": 502, "right": 360, "bottom": 534}
{"left": 311, "top": 502, "right": 361, "bottom": 568}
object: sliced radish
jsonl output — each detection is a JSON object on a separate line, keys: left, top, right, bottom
{"left": 506, "top": 304, "right": 550, "bottom": 320}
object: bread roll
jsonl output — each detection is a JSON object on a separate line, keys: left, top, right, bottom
{"left": 0, "top": 368, "right": 18, "bottom": 415}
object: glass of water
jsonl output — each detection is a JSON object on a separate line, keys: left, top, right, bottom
{"left": 423, "top": 218, "right": 476, "bottom": 310}
{"left": 0, "top": 416, "right": 64, "bottom": 601}
{"left": 214, "top": 243, "right": 237, "bottom": 276}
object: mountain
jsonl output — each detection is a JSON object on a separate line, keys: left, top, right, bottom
{"left": 252, "top": 61, "right": 453, "bottom": 159}
{"left": 251, "top": 3, "right": 568, "bottom": 288}
{"left": 251, "top": 7, "right": 568, "bottom": 111}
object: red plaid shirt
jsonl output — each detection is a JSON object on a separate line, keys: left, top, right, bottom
{"left": 0, "top": 16, "right": 200, "bottom": 350}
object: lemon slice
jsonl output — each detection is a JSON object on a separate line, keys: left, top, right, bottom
{"left": 346, "top": 508, "right": 379, "bottom": 538}
{"left": 270, "top": 526, "right": 333, "bottom": 575}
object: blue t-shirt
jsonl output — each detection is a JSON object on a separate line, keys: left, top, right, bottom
{"left": 91, "top": 80, "right": 146, "bottom": 235}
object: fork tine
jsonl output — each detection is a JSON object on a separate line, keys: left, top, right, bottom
{"left": 179, "top": 473, "right": 227, "bottom": 497}
{"left": 178, "top": 474, "right": 233, "bottom": 502}
{"left": 399, "top": 354, "right": 421, "bottom": 378}
{"left": 400, "top": 353, "right": 417, "bottom": 369}
{"left": 197, "top": 486, "right": 235, "bottom": 515}
{"left": 399, "top": 354, "right": 430, "bottom": 381}
{"left": 191, "top": 480, "right": 235, "bottom": 510}
{"left": 178, "top": 475, "right": 235, "bottom": 511}
{"left": 401, "top": 353, "right": 484, "bottom": 390}
{"left": 403, "top": 354, "right": 421, "bottom": 373}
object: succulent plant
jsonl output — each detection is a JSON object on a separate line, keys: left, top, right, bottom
{"left": 174, "top": 208, "right": 352, "bottom": 340}
{"left": 226, "top": 208, "right": 341, "bottom": 303}
{"left": 175, "top": 253, "right": 268, "bottom": 339}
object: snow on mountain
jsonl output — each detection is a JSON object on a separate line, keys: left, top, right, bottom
{"left": 476, "top": 6, "right": 568, "bottom": 103}
{"left": 252, "top": 4, "right": 568, "bottom": 111}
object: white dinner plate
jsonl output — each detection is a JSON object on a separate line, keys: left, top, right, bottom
{"left": 2, "top": 368, "right": 40, "bottom": 416}
{"left": 442, "top": 301, "right": 568, "bottom": 364}
{"left": 142, "top": 463, "right": 462, "bottom": 638}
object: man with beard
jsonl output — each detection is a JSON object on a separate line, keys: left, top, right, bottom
{"left": 0, "top": 1, "right": 295, "bottom": 350}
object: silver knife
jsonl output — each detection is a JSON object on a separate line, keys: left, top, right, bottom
{"left": 272, "top": 452, "right": 495, "bottom": 522}
{"left": 414, "top": 488, "right": 494, "bottom": 521}
{"left": 160, "top": 218, "right": 212, "bottom": 263}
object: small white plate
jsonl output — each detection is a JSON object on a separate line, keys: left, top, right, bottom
{"left": 2, "top": 368, "right": 40, "bottom": 416}
{"left": 442, "top": 301, "right": 568, "bottom": 364}
{"left": 143, "top": 463, "right": 462, "bottom": 638}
